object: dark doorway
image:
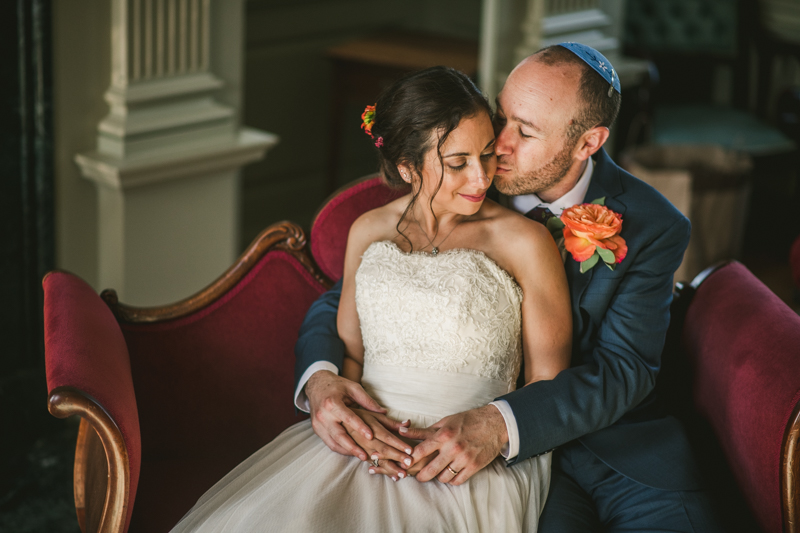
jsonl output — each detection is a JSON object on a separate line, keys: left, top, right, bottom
{"left": 0, "top": 1, "right": 79, "bottom": 530}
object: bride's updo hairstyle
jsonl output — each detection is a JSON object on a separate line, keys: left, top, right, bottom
{"left": 367, "top": 66, "right": 492, "bottom": 244}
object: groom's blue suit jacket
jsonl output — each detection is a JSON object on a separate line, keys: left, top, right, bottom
{"left": 294, "top": 148, "right": 702, "bottom": 492}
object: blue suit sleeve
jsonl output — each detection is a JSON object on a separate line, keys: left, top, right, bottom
{"left": 294, "top": 278, "right": 346, "bottom": 390}
{"left": 501, "top": 216, "right": 691, "bottom": 463}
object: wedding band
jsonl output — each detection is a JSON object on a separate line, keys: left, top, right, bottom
{"left": 446, "top": 466, "right": 459, "bottom": 476}
{"left": 372, "top": 458, "right": 380, "bottom": 468}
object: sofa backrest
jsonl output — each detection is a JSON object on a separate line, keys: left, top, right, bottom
{"left": 118, "top": 243, "right": 325, "bottom": 531}
{"left": 683, "top": 261, "right": 800, "bottom": 532}
{"left": 310, "top": 176, "right": 407, "bottom": 282}
{"left": 120, "top": 248, "right": 323, "bottom": 452}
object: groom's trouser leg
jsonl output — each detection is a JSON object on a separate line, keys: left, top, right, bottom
{"left": 538, "top": 454, "right": 600, "bottom": 532}
{"left": 542, "top": 441, "right": 725, "bottom": 533}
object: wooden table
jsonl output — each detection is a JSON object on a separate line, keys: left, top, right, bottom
{"left": 326, "top": 31, "right": 478, "bottom": 192}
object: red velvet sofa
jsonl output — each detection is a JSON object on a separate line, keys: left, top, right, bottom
{"left": 44, "top": 177, "right": 800, "bottom": 532}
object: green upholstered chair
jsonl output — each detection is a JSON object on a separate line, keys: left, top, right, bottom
{"left": 624, "top": 0, "right": 794, "bottom": 156}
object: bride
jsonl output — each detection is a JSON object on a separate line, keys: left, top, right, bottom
{"left": 171, "top": 66, "right": 571, "bottom": 532}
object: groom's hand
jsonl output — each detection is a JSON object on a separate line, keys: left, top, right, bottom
{"left": 305, "top": 370, "right": 387, "bottom": 461}
{"left": 402, "top": 405, "right": 508, "bottom": 485}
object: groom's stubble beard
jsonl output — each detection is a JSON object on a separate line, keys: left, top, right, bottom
{"left": 494, "top": 136, "right": 576, "bottom": 197}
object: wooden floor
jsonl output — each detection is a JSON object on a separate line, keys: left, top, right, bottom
{"left": 0, "top": 418, "right": 81, "bottom": 533}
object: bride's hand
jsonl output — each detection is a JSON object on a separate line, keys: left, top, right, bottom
{"left": 305, "top": 370, "right": 387, "bottom": 461}
{"left": 346, "top": 410, "right": 414, "bottom": 480}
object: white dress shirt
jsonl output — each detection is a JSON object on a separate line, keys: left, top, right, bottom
{"left": 294, "top": 157, "right": 595, "bottom": 460}
{"left": 509, "top": 156, "right": 594, "bottom": 217}
{"left": 295, "top": 361, "right": 337, "bottom": 412}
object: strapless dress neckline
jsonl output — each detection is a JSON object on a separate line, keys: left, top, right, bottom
{"left": 368, "top": 239, "right": 521, "bottom": 290}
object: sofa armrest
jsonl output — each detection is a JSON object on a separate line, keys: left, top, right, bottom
{"left": 43, "top": 271, "right": 141, "bottom": 533}
{"left": 785, "top": 403, "right": 800, "bottom": 533}
{"left": 48, "top": 388, "right": 130, "bottom": 533}
{"left": 682, "top": 261, "right": 800, "bottom": 533}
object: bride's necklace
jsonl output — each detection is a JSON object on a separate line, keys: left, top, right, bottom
{"left": 413, "top": 214, "right": 471, "bottom": 256}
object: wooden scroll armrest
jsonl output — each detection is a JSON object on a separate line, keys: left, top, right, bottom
{"left": 48, "top": 386, "right": 129, "bottom": 533}
{"left": 784, "top": 400, "right": 800, "bottom": 533}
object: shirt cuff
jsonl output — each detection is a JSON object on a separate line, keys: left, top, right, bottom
{"left": 294, "top": 361, "right": 340, "bottom": 412}
{"left": 489, "top": 400, "right": 520, "bottom": 460}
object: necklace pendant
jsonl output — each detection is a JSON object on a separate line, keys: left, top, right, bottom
{"left": 431, "top": 247, "right": 439, "bottom": 256}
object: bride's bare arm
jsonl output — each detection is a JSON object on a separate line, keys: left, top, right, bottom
{"left": 303, "top": 211, "right": 395, "bottom": 461}
{"left": 513, "top": 220, "right": 572, "bottom": 384}
{"left": 337, "top": 214, "right": 374, "bottom": 381}
{"left": 335, "top": 211, "right": 415, "bottom": 473}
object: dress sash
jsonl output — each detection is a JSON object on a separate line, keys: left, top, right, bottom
{"left": 362, "top": 364, "right": 513, "bottom": 421}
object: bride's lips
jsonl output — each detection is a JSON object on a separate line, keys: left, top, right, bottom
{"left": 460, "top": 192, "right": 486, "bottom": 202}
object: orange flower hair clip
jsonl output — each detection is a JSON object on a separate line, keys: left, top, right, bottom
{"left": 361, "top": 104, "right": 383, "bottom": 147}
{"left": 361, "top": 104, "right": 376, "bottom": 137}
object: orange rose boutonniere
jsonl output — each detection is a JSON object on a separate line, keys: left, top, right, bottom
{"left": 546, "top": 197, "right": 627, "bottom": 273}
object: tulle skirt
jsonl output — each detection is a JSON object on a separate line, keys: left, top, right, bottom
{"left": 170, "top": 365, "right": 550, "bottom": 533}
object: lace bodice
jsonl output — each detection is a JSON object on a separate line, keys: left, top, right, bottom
{"left": 355, "top": 240, "right": 524, "bottom": 390}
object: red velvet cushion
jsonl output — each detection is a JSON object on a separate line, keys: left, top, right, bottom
{"left": 310, "top": 176, "right": 406, "bottom": 282}
{"left": 791, "top": 235, "right": 800, "bottom": 289}
{"left": 43, "top": 272, "right": 141, "bottom": 533}
{"left": 683, "top": 262, "right": 800, "bottom": 532}
{"left": 121, "top": 251, "right": 325, "bottom": 532}
{"left": 131, "top": 456, "right": 241, "bottom": 533}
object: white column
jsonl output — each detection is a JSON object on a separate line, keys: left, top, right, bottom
{"left": 479, "top": 0, "right": 528, "bottom": 102}
{"left": 479, "top": 0, "right": 648, "bottom": 102}
{"left": 76, "top": 0, "right": 277, "bottom": 306}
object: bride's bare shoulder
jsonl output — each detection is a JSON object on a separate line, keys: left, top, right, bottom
{"left": 347, "top": 193, "right": 410, "bottom": 247}
{"left": 481, "top": 200, "right": 550, "bottom": 245}
{"left": 478, "top": 200, "right": 557, "bottom": 272}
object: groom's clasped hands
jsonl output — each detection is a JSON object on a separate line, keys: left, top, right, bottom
{"left": 306, "top": 370, "right": 508, "bottom": 484}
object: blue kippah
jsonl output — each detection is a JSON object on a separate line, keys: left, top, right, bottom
{"left": 557, "top": 42, "right": 620, "bottom": 95}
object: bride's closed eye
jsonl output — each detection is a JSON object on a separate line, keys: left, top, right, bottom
{"left": 448, "top": 153, "right": 494, "bottom": 172}
{"left": 448, "top": 160, "right": 468, "bottom": 171}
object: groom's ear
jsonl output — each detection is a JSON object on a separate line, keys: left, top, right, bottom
{"left": 575, "top": 126, "right": 610, "bottom": 161}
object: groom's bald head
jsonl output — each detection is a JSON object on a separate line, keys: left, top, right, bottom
{"left": 517, "top": 46, "right": 622, "bottom": 143}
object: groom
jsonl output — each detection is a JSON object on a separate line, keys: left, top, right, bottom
{"left": 294, "top": 43, "right": 722, "bottom": 531}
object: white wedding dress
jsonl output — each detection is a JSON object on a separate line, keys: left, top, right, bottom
{"left": 171, "top": 240, "right": 550, "bottom": 532}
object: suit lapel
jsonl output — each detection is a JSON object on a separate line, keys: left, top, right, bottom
{"left": 566, "top": 250, "right": 594, "bottom": 308}
{"left": 584, "top": 148, "right": 625, "bottom": 215}
{"left": 567, "top": 149, "right": 626, "bottom": 310}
